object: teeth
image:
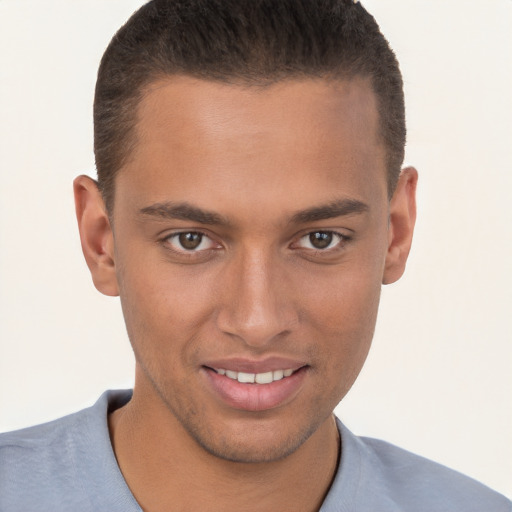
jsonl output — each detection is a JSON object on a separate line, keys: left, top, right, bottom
{"left": 237, "top": 372, "right": 255, "bottom": 383}
{"left": 215, "top": 368, "right": 297, "bottom": 383}
{"left": 255, "top": 371, "right": 273, "bottom": 384}
{"left": 273, "top": 369, "right": 284, "bottom": 381}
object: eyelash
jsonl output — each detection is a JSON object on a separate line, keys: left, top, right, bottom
{"left": 162, "top": 231, "right": 220, "bottom": 257}
{"left": 294, "top": 231, "right": 349, "bottom": 253}
{"left": 161, "top": 230, "right": 350, "bottom": 257}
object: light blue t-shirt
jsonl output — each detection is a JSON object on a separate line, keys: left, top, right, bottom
{"left": 1, "top": 390, "right": 510, "bottom": 511}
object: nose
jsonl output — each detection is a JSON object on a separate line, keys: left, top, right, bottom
{"left": 216, "top": 248, "right": 298, "bottom": 348}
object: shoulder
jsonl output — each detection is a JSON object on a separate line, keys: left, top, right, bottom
{"left": 0, "top": 402, "right": 96, "bottom": 511}
{"left": 323, "top": 420, "right": 512, "bottom": 512}
{"left": 362, "top": 435, "right": 510, "bottom": 509}
{"left": 0, "top": 390, "right": 135, "bottom": 512}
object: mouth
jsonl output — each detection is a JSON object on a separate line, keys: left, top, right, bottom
{"left": 202, "top": 362, "right": 309, "bottom": 412}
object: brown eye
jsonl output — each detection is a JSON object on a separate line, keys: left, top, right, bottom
{"left": 165, "top": 231, "right": 219, "bottom": 256}
{"left": 178, "top": 232, "right": 203, "bottom": 250}
{"left": 309, "top": 232, "right": 333, "bottom": 249}
{"left": 295, "top": 231, "right": 345, "bottom": 252}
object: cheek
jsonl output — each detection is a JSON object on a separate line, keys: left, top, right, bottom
{"left": 115, "top": 257, "right": 219, "bottom": 363}
{"left": 296, "top": 259, "right": 383, "bottom": 394}
{"left": 308, "top": 277, "right": 381, "bottom": 361}
{"left": 298, "top": 252, "right": 383, "bottom": 333}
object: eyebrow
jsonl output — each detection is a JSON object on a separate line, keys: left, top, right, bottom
{"left": 290, "top": 198, "right": 369, "bottom": 224}
{"left": 139, "top": 198, "right": 368, "bottom": 226}
{"left": 139, "top": 202, "right": 229, "bottom": 225}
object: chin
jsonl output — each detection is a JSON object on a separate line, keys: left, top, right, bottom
{"left": 192, "top": 428, "right": 312, "bottom": 464}
{"left": 179, "top": 411, "right": 325, "bottom": 464}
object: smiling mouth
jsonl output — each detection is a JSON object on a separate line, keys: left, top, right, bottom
{"left": 207, "top": 367, "right": 300, "bottom": 384}
{"left": 203, "top": 365, "right": 308, "bottom": 411}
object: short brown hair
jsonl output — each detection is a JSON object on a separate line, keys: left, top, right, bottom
{"left": 94, "top": 0, "right": 406, "bottom": 211}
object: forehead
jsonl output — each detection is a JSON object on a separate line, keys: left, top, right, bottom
{"left": 117, "top": 76, "right": 387, "bottom": 221}
{"left": 136, "top": 75, "right": 381, "bottom": 158}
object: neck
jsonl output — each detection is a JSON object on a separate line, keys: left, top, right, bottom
{"left": 109, "top": 384, "right": 340, "bottom": 512}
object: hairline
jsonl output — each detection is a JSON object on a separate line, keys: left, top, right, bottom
{"left": 102, "top": 70, "right": 396, "bottom": 216}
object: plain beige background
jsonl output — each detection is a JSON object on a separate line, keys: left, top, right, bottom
{"left": 1, "top": 0, "right": 511, "bottom": 499}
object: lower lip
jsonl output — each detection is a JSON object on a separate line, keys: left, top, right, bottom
{"left": 203, "top": 367, "right": 308, "bottom": 412}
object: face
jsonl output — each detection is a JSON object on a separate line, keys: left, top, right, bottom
{"left": 79, "top": 76, "right": 414, "bottom": 463}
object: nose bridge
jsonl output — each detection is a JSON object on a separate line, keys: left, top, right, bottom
{"left": 216, "top": 244, "right": 296, "bottom": 347}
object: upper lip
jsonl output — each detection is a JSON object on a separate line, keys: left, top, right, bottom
{"left": 202, "top": 356, "right": 307, "bottom": 374}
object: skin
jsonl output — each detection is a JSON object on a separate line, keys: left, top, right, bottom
{"left": 74, "top": 76, "right": 417, "bottom": 512}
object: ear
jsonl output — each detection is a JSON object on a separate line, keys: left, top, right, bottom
{"left": 382, "top": 167, "right": 418, "bottom": 285}
{"left": 73, "top": 175, "right": 119, "bottom": 296}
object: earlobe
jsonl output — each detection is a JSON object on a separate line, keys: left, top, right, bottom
{"left": 382, "top": 167, "right": 418, "bottom": 285}
{"left": 73, "top": 175, "right": 119, "bottom": 296}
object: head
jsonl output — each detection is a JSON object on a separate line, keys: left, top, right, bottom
{"left": 94, "top": 0, "right": 406, "bottom": 212}
{"left": 75, "top": 0, "right": 417, "bottom": 464}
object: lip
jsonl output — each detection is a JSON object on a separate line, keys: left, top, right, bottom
{"left": 202, "top": 360, "right": 308, "bottom": 412}
{"left": 202, "top": 356, "right": 306, "bottom": 374}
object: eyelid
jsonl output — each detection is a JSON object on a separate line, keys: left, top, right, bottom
{"left": 293, "top": 229, "right": 350, "bottom": 252}
{"left": 162, "top": 230, "right": 222, "bottom": 254}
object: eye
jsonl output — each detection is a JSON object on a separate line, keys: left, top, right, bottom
{"left": 297, "top": 231, "right": 345, "bottom": 251}
{"left": 165, "top": 232, "right": 217, "bottom": 252}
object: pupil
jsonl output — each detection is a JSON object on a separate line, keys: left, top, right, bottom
{"left": 179, "top": 232, "right": 202, "bottom": 250}
{"left": 310, "top": 232, "right": 332, "bottom": 249}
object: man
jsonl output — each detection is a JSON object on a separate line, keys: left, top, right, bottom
{"left": 0, "top": 0, "right": 510, "bottom": 510}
